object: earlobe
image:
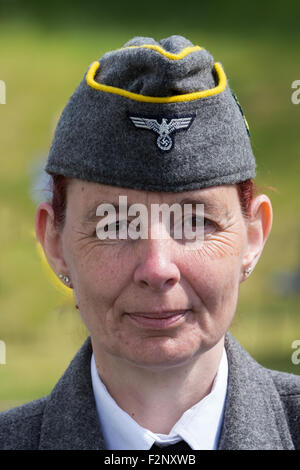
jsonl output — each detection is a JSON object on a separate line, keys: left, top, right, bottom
{"left": 242, "top": 195, "right": 273, "bottom": 279}
{"left": 35, "top": 202, "right": 70, "bottom": 282}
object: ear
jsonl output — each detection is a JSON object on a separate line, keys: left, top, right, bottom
{"left": 241, "top": 194, "right": 273, "bottom": 282}
{"left": 35, "top": 202, "right": 72, "bottom": 287}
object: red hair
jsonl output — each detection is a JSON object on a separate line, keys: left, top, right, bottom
{"left": 236, "top": 179, "right": 255, "bottom": 219}
{"left": 50, "top": 175, "right": 255, "bottom": 228}
{"left": 51, "top": 174, "right": 69, "bottom": 228}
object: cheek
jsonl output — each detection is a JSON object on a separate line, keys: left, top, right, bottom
{"left": 181, "top": 243, "right": 243, "bottom": 313}
{"left": 71, "top": 248, "right": 133, "bottom": 342}
{"left": 71, "top": 245, "right": 133, "bottom": 308}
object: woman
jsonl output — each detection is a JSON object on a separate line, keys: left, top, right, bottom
{"left": 0, "top": 35, "right": 299, "bottom": 450}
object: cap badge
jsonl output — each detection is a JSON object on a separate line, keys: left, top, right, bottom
{"left": 129, "top": 115, "right": 195, "bottom": 152}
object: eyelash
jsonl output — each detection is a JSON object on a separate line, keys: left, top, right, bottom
{"left": 92, "top": 216, "right": 219, "bottom": 238}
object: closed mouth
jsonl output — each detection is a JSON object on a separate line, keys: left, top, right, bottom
{"left": 126, "top": 310, "right": 190, "bottom": 328}
{"left": 128, "top": 310, "right": 189, "bottom": 319}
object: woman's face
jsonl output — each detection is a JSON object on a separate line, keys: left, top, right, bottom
{"left": 56, "top": 180, "right": 255, "bottom": 369}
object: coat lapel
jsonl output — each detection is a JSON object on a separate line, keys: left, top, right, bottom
{"left": 218, "top": 332, "right": 295, "bottom": 450}
{"left": 39, "top": 337, "right": 106, "bottom": 450}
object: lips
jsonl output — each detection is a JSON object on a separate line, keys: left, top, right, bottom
{"left": 127, "top": 310, "right": 189, "bottom": 328}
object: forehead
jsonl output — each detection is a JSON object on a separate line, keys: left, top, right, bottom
{"left": 66, "top": 179, "right": 240, "bottom": 217}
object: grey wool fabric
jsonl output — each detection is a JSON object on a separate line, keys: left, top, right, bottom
{"left": 45, "top": 35, "right": 256, "bottom": 192}
{"left": 0, "top": 332, "right": 299, "bottom": 450}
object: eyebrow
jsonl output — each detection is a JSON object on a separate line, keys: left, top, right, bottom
{"left": 179, "top": 198, "right": 222, "bottom": 213}
{"left": 178, "top": 198, "right": 232, "bottom": 220}
{"left": 81, "top": 202, "right": 123, "bottom": 225}
{"left": 81, "top": 196, "right": 228, "bottom": 225}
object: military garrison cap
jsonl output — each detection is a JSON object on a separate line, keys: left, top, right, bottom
{"left": 46, "top": 35, "right": 256, "bottom": 192}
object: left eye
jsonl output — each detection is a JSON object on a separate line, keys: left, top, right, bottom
{"left": 184, "top": 215, "right": 204, "bottom": 228}
{"left": 182, "top": 216, "right": 216, "bottom": 234}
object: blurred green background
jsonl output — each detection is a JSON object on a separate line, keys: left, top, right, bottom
{"left": 1, "top": 0, "right": 300, "bottom": 412}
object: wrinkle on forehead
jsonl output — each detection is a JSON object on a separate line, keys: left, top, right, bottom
{"left": 67, "top": 179, "right": 241, "bottom": 222}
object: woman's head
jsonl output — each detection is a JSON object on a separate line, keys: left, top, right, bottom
{"left": 35, "top": 35, "right": 272, "bottom": 369}
{"left": 35, "top": 177, "right": 272, "bottom": 369}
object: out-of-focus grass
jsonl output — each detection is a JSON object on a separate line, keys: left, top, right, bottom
{"left": 0, "top": 20, "right": 300, "bottom": 411}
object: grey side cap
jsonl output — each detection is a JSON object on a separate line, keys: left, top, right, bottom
{"left": 45, "top": 35, "right": 256, "bottom": 192}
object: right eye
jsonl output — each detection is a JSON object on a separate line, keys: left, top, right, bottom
{"left": 104, "top": 219, "right": 128, "bottom": 233}
{"left": 96, "top": 218, "right": 129, "bottom": 241}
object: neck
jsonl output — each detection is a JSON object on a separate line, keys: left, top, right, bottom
{"left": 91, "top": 337, "right": 225, "bottom": 434}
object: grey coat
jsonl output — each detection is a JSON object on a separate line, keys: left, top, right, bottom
{"left": 0, "top": 333, "right": 299, "bottom": 450}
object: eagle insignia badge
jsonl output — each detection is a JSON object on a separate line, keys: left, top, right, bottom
{"left": 129, "top": 115, "right": 195, "bottom": 152}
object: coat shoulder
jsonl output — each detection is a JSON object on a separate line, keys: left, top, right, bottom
{"left": 269, "top": 368, "right": 300, "bottom": 396}
{"left": 0, "top": 396, "right": 48, "bottom": 450}
{"left": 268, "top": 368, "right": 300, "bottom": 449}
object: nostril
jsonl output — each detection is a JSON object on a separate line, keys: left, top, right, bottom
{"left": 136, "top": 273, "right": 180, "bottom": 291}
{"left": 165, "top": 277, "right": 177, "bottom": 288}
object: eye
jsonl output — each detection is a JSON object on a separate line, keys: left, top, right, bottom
{"left": 183, "top": 215, "right": 218, "bottom": 239}
{"left": 184, "top": 215, "right": 204, "bottom": 229}
{"left": 95, "top": 218, "right": 129, "bottom": 240}
{"left": 105, "top": 219, "right": 127, "bottom": 232}
{"left": 204, "top": 218, "right": 216, "bottom": 229}
{"left": 104, "top": 219, "right": 128, "bottom": 235}
{"left": 203, "top": 218, "right": 218, "bottom": 234}
{"left": 183, "top": 215, "right": 215, "bottom": 228}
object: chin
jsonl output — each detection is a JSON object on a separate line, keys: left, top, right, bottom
{"left": 123, "top": 336, "right": 202, "bottom": 369}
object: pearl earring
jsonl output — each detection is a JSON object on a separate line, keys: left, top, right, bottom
{"left": 59, "top": 273, "right": 71, "bottom": 284}
{"left": 244, "top": 267, "right": 252, "bottom": 277}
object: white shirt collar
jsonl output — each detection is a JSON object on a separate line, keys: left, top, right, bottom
{"left": 91, "top": 348, "right": 228, "bottom": 450}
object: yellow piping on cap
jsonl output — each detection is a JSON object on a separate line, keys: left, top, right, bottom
{"left": 86, "top": 61, "right": 226, "bottom": 103}
{"left": 120, "top": 44, "right": 203, "bottom": 61}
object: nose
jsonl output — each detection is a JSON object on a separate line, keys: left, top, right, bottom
{"left": 133, "top": 240, "right": 181, "bottom": 291}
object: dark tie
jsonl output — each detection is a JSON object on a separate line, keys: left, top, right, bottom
{"left": 150, "top": 440, "right": 192, "bottom": 452}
